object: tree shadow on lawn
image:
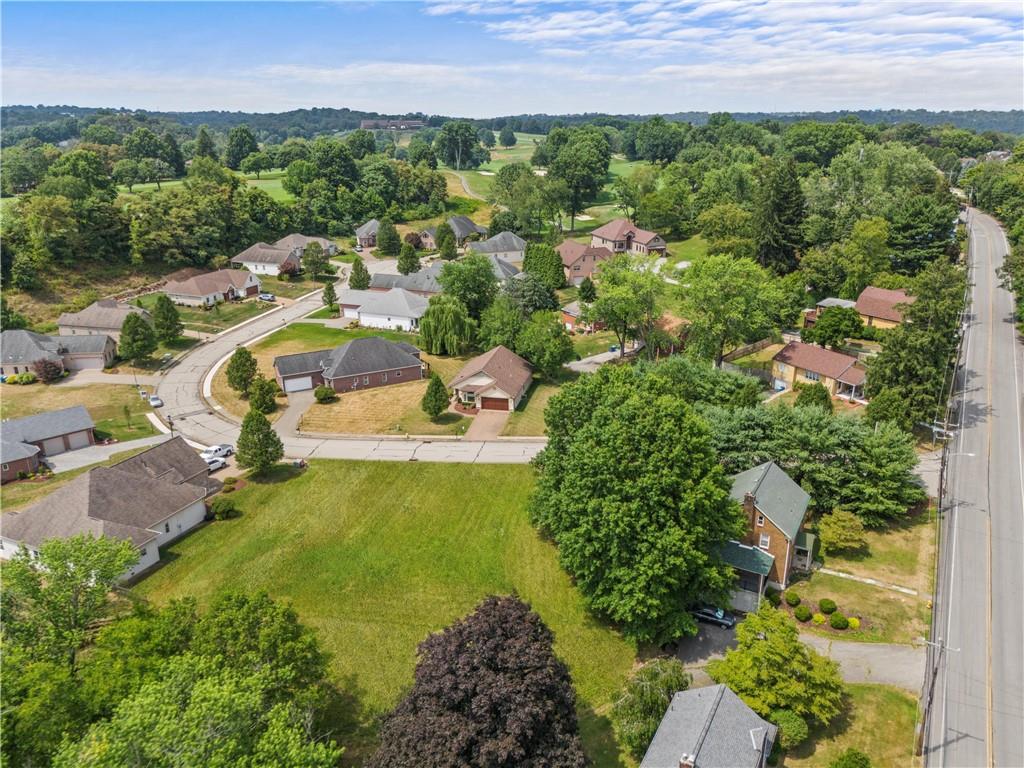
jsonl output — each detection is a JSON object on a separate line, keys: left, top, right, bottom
{"left": 245, "top": 464, "right": 307, "bottom": 485}
{"left": 781, "top": 695, "right": 854, "bottom": 764}
{"left": 579, "top": 703, "right": 628, "bottom": 768}
{"left": 427, "top": 412, "right": 464, "bottom": 426}
{"left": 318, "top": 673, "right": 377, "bottom": 767}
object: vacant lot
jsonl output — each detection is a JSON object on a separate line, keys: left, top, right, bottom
{"left": 0, "top": 383, "right": 157, "bottom": 443}
{"left": 300, "top": 379, "right": 468, "bottom": 436}
{"left": 257, "top": 274, "right": 331, "bottom": 300}
{"left": 137, "top": 293, "right": 274, "bottom": 334}
{"left": 134, "top": 461, "right": 637, "bottom": 766}
{"left": 783, "top": 684, "right": 916, "bottom": 767}
{"left": 665, "top": 234, "right": 708, "bottom": 265}
{"left": 787, "top": 572, "right": 931, "bottom": 645}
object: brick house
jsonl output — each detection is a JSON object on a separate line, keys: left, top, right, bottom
{"left": 162, "top": 269, "right": 261, "bottom": 307}
{"left": 355, "top": 219, "right": 380, "bottom": 249}
{"left": 57, "top": 299, "right": 151, "bottom": 342}
{"left": 855, "top": 286, "right": 915, "bottom": 329}
{"left": 771, "top": 341, "right": 867, "bottom": 400}
{"left": 721, "top": 461, "right": 814, "bottom": 611}
{"left": 589, "top": 218, "right": 667, "bottom": 257}
{"left": 450, "top": 345, "right": 533, "bottom": 411}
{"left": 1, "top": 406, "right": 97, "bottom": 484}
{"left": 1, "top": 330, "right": 116, "bottom": 375}
{"left": 273, "top": 336, "right": 425, "bottom": 394}
{"left": 556, "top": 240, "right": 614, "bottom": 286}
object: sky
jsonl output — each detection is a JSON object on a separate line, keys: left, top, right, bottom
{"left": 2, "top": 1, "right": 1022, "bottom": 117}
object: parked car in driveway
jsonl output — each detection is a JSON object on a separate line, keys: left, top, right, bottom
{"left": 148, "top": 395, "right": 164, "bottom": 408}
{"left": 692, "top": 606, "right": 736, "bottom": 628}
{"left": 205, "top": 457, "right": 227, "bottom": 472}
{"left": 200, "top": 444, "right": 234, "bottom": 460}
{"left": 258, "top": 293, "right": 276, "bottom": 302}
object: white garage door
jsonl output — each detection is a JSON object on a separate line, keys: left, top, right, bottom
{"left": 67, "top": 430, "right": 91, "bottom": 450}
{"left": 42, "top": 436, "right": 66, "bottom": 455}
{"left": 284, "top": 376, "right": 314, "bottom": 393}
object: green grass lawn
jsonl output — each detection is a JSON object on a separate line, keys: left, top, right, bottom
{"left": 782, "top": 684, "right": 916, "bottom": 767}
{"left": 0, "top": 383, "right": 157, "bottom": 443}
{"left": 572, "top": 330, "right": 619, "bottom": 358}
{"left": 258, "top": 274, "right": 331, "bottom": 300}
{"left": 105, "top": 336, "right": 199, "bottom": 375}
{"left": 306, "top": 306, "right": 338, "bottom": 319}
{"left": 133, "top": 461, "right": 637, "bottom": 766}
{"left": 137, "top": 293, "right": 274, "bottom": 333}
{"left": 729, "top": 343, "right": 785, "bottom": 373}
{"left": 786, "top": 572, "right": 931, "bottom": 645}
{"left": 502, "top": 380, "right": 560, "bottom": 437}
{"left": 664, "top": 234, "right": 708, "bottom": 265}
{"left": 116, "top": 170, "right": 294, "bottom": 202}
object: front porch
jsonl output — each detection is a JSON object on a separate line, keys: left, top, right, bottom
{"left": 721, "top": 540, "right": 774, "bottom": 613}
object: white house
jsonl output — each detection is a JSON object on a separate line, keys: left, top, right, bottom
{"left": 230, "top": 242, "right": 300, "bottom": 276}
{"left": 337, "top": 287, "right": 429, "bottom": 331}
{"left": 162, "top": 269, "right": 261, "bottom": 307}
{"left": 450, "top": 345, "right": 533, "bottom": 411}
{"left": 0, "top": 437, "right": 218, "bottom": 580}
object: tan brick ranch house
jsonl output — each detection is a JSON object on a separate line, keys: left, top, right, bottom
{"left": 451, "top": 345, "right": 533, "bottom": 411}
{"left": 273, "top": 336, "right": 425, "bottom": 394}
{"left": 771, "top": 340, "right": 867, "bottom": 400}
{"left": 855, "top": 285, "right": 915, "bottom": 329}
{"left": 57, "top": 299, "right": 151, "bottom": 342}
{"left": 722, "top": 461, "right": 815, "bottom": 611}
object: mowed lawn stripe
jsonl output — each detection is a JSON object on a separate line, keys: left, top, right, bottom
{"left": 133, "top": 460, "right": 637, "bottom": 765}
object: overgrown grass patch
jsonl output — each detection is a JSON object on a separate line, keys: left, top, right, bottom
{"left": 133, "top": 460, "right": 637, "bottom": 766}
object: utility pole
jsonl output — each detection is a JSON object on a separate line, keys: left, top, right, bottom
{"left": 915, "top": 637, "right": 960, "bottom": 756}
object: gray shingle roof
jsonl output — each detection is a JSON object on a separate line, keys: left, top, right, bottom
{"left": 448, "top": 215, "right": 486, "bottom": 240}
{"left": 369, "top": 262, "right": 444, "bottom": 294}
{"left": 274, "top": 233, "right": 334, "bottom": 252}
{"left": 2, "top": 437, "right": 212, "bottom": 552}
{"left": 477, "top": 253, "right": 521, "bottom": 281}
{"left": 2, "top": 405, "right": 95, "bottom": 445}
{"left": 1, "top": 437, "right": 40, "bottom": 463}
{"left": 0, "top": 330, "right": 109, "bottom": 366}
{"left": 231, "top": 242, "right": 296, "bottom": 266}
{"left": 339, "top": 288, "right": 429, "bottom": 319}
{"left": 816, "top": 297, "right": 856, "bottom": 309}
{"left": 274, "top": 337, "right": 422, "bottom": 380}
{"left": 729, "top": 461, "right": 810, "bottom": 542}
{"left": 355, "top": 219, "right": 380, "bottom": 238}
{"left": 467, "top": 231, "right": 526, "bottom": 255}
{"left": 721, "top": 540, "right": 774, "bottom": 577}
{"left": 57, "top": 300, "right": 150, "bottom": 332}
{"left": 640, "top": 686, "right": 776, "bottom": 768}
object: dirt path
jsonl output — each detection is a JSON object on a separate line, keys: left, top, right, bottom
{"left": 451, "top": 171, "right": 486, "bottom": 201}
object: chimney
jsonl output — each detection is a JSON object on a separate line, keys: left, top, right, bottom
{"left": 679, "top": 754, "right": 695, "bottom": 768}
{"left": 743, "top": 491, "right": 757, "bottom": 528}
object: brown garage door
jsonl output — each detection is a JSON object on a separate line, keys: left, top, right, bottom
{"left": 480, "top": 397, "right": 508, "bottom": 411}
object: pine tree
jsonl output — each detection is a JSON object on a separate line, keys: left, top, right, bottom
{"left": 226, "top": 347, "right": 258, "bottom": 395}
{"left": 236, "top": 410, "right": 283, "bottom": 474}
{"left": 578, "top": 276, "right": 597, "bottom": 303}
{"left": 421, "top": 373, "right": 449, "bottom": 420}
{"left": 160, "top": 131, "right": 186, "bottom": 176}
{"left": 523, "top": 243, "right": 565, "bottom": 290}
{"left": 377, "top": 218, "right": 401, "bottom": 257}
{"left": 151, "top": 294, "right": 183, "bottom": 343}
{"left": 193, "top": 126, "right": 217, "bottom": 160}
{"left": 248, "top": 374, "right": 278, "bottom": 414}
{"left": 322, "top": 281, "right": 337, "bottom": 308}
{"left": 118, "top": 312, "right": 157, "bottom": 361}
{"left": 753, "top": 156, "right": 805, "bottom": 273}
{"left": 349, "top": 257, "right": 371, "bottom": 290}
{"left": 397, "top": 242, "right": 420, "bottom": 275}
{"left": 435, "top": 222, "right": 457, "bottom": 260}
{"left": 302, "top": 242, "right": 327, "bottom": 280}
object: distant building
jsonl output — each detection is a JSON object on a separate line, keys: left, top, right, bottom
{"left": 57, "top": 300, "right": 151, "bottom": 342}
{"left": 359, "top": 119, "right": 426, "bottom": 130}
{"left": 230, "top": 242, "right": 301, "bottom": 276}
{"left": 557, "top": 240, "right": 614, "bottom": 286}
{"left": 0, "top": 330, "right": 116, "bottom": 375}
{"left": 355, "top": 219, "right": 380, "bottom": 249}
{"left": 590, "top": 218, "right": 667, "bottom": 257}
{"left": 467, "top": 231, "right": 527, "bottom": 262}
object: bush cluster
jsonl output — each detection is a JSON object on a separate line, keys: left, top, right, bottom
{"left": 314, "top": 385, "right": 336, "bottom": 404}
{"left": 847, "top": 617, "right": 861, "bottom": 630}
{"left": 771, "top": 709, "right": 810, "bottom": 750}
{"left": 765, "top": 588, "right": 782, "bottom": 607}
{"left": 819, "top": 598, "right": 837, "bottom": 614}
{"left": 794, "top": 605, "right": 812, "bottom": 622}
{"left": 209, "top": 496, "right": 240, "bottom": 520}
{"left": 784, "top": 590, "right": 801, "bottom": 607}
{"left": 830, "top": 613, "right": 849, "bottom": 630}
{"left": 812, "top": 613, "right": 826, "bottom": 625}
{"left": 6, "top": 371, "right": 38, "bottom": 385}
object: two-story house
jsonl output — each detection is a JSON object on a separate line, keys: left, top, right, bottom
{"left": 589, "top": 218, "right": 667, "bottom": 257}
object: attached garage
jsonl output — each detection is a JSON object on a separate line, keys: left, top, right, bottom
{"left": 66, "top": 430, "right": 92, "bottom": 450}
{"left": 42, "top": 436, "right": 67, "bottom": 456}
{"left": 283, "top": 376, "right": 314, "bottom": 393}
{"left": 480, "top": 396, "right": 510, "bottom": 411}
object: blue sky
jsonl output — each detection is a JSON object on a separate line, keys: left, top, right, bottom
{"left": 2, "top": 1, "right": 1022, "bottom": 116}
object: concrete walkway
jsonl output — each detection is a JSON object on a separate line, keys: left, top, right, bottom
{"left": 800, "top": 632, "right": 925, "bottom": 691}
{"left": 817, "top": 567, "right": 928, "bottom": 598}
{"left": 44, "top": 434, "right": 171, "bottom": 473}
{"left": 55, "top": 370, "right": 161, "bottom": 387}
{"left": 276, "top": 391, "right": 315, "bottom": 436}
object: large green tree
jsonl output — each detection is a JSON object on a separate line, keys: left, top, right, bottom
{"left": 547, "top": 127, "right": 611, "bottom": 230}
{"left": 397, "top": 241, "right": 420, "bottom": 274}
{"left": 523, "top": 243, "right": 564, "bottom": 290}
{"left": 434, "top": 121, "right": 485, "bottom": 170}
{"left": 498, "top": 125, "right": 517, "bottom": 148}
{"left": 586, "top": 254, "right": 662, "bottom": 357}
{"left": 224, "top": 125, "right": 259, "bottom": 170}
{"left": 612, "top": 659, "right": 691, "bottom": 758}
{"left": 302, "top": 241, "right": 328, "bottom": 280}
{"left": 226, "top": 346, "right": 258, "bottom": 395}
{"left": 708, "top": 604, "right": 845, "bottom": 726}
{"left": 236, "top": 409, "right": 284, "bottom": 474}
{"left": 801, "top": 306, "right": 863, "bottom": 348}
{"left": 530, "top": 367, "right": 745, "bottom": 643}
{"left": 151, "top": 294, "right": 183, "bottom": 343}
{"left": 515, "top": 311, "right": 573, "bottom": 378}
{"left": 348, "top": 256, "right": 371, "bottom": 289}
{"left": 118, "top": 311, "right": 157, "bottom": 361}
{"left": 418, "top": 294, "right": 476, "bottom": 355}
{"left": 192, "top": 126, "right": 217, "bottom": 160}
{"left": 377, "top": 217, "right": 401, "bottom": 257}
{"left": 421, "top": 373, "right": 449, "bottom": 420}
{"left": 438, "top": 253, "right": 499, "bottom": 319}
{"left": 753, "top": 156, "right": 805, "bottom": 273}
{"left": 479, "top": 294, "right": 525, "bottom": 351}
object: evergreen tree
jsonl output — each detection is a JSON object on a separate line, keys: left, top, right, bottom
{"left": 302, "top": 242, "right": 327, "bottom": 280}
{"left": 118, "top": 312, "right": 157, "bottom": 361}
{"left": 247, "top": 374, "right": 277, "bottom": 414}
{"left": 578, "top": 276, "right": 597, "bottom": 303}
{"left": 794, "top": 382, "right": 833, "bottom": 412}
{"left": 236, "top": 410, "right": 283, "bottom": 474}
{"left": 421, "top": 373, "right": 449, "bottom": 420}
{"left": 418, "top": 295, "right": 476, "bottom": 355}
{"left": 439, "top": 236, "right": 457, "bottom": 261}
{"left": 523, "top": 243, "right": 565, "bottom": 290}
{"left": 753, "top": 156, "right": 805, "bottom": 273}
{"left": 349, "top": 257, "right": 371, "bottom": 290}
{"left": 377, "top": 218, "right": 401, "bottom": 257}
{"left": 499, "top": 125, "right": 518, "bottom": 148}
{"left": 151, "top": 294, "right": 182, "bottom": 344}
{"left": 226, "top": 347, "right": 258, "bottom": 395}
{"left": 224, "top": 125, "right": 258, "bottom": 170}
{"left": 193, "top": 126, "right": 217, "bottom": 160}
{"left": 435, "top": 222, "right": 457, "bottom": 260}
{"left": 398, "top": 242, "right": 420, "bottom": 275}
{"left": 160, "top": 132, "right": 186, "bottom": 176}
{"left": 1, "top": 297, "right": 28, "bottom": 329}
{"left": 322, "top": 281, "right": 337, "bottom": 308}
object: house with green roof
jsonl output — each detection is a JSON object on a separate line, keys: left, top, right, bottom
{"left": 721, "top": 461, "right": 815, "bottom": 611}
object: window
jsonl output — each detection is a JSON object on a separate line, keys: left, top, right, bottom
{"left": 165, "top": 522, "right": 170, "bottom": 533}
{"left": 759, "top": 533, "right": 771, "bottom": 549}
{"left": 756, "top": 514, "right": 764, "bottom": 527}
{"left": 396, "top": 370, "right": 402, "bottom": 378}
{"left": 382, "top": 372, "right": 388, "bottom": 383}
{"left": 804, "top": 370, "right": 820, "bottom": 382}
{"left": 1, "top": 463, "right": 8, "bottom": 471}
{"left": 351, "top": 379, "right": 358, "bottom": 389}
{"left": 363, "top": 376, "right": 370, "bottom": 385}
{"left": 140, "top": 547, "right": 147, "bottom": 557}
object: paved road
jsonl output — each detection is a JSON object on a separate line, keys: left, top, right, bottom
{"left": 154, "top": 268, "right": 547, "bottom": 464}
{"left": 926, "top": 209, "right": 1024, "bottom": 767}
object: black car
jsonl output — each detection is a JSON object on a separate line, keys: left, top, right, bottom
{"left": 692, "top": 606, "right": 736, "bottom": 629}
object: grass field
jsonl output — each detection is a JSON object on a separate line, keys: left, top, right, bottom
{"left": 730, "top": 343, "right": 785, "bottom": 372}
{"left": 116, "top": 170, "right": 295, "bottom": 203}
{"left": 782, "top": 684, "right": 916, "bottom": 767}
{"left": 1, "top": 445, "right": 154, "bottom": 512}
{"left": 258, "top": 274, "right": 332, "bottom": 300}
{"left": 0, "top": 383, "right": 158, "bottom": 443}
{"left": 665, "top": 234, "right": 708, "bottom": 265}
{"left": 133, "top": 461, "right": 637, "bottom": 766}
{"left": 502, "top": 380, "right": 560, "bottom": 437}
{"left": 137, "top": 293, "right": 274, "bottom": 334}
{"left": 787, "top": 571, "right": 931, "bottom": 644}
{"left": 572, "top": 330, "right": 619, "bottom": 359}
{"left": 104, "top": 336, "right": 199, "bottom": 375}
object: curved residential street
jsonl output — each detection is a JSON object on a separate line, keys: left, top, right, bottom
{"left": 925, "top": 209, "right": 1024, "bottom": 767}
{"left": 154, "top": 263, "right": 546, "bottom": 464}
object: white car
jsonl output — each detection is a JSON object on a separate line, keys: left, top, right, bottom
{"left": 148, "top": 395, "right": 164, "bottom": 408}
{"left": 200, "top": 444, "right": 234, "bottom": 460}
{"left": 258, "top": 293, "right": 276, "bottom": 302}
{"left": 205, "top": 457, "right": 227, "bottom": 472}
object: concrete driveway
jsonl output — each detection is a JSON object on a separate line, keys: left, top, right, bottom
{"left": 55, "top": 370, "right": 161, "bottom": 387}
{"left": 463, "top": 410, "right": 509, "bottom": 440}
{"left": 44, "top": 434, "right": 172, "bottom": 473}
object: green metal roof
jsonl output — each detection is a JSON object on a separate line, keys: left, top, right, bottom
{"left": 721, "top": 540, "right": 774, "bottom": 577}
{"left": 795, "top": 530, "right": 819, "bottom": 558}
{"left": 729, "top": 461, "right": 810, "bottom": 542}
